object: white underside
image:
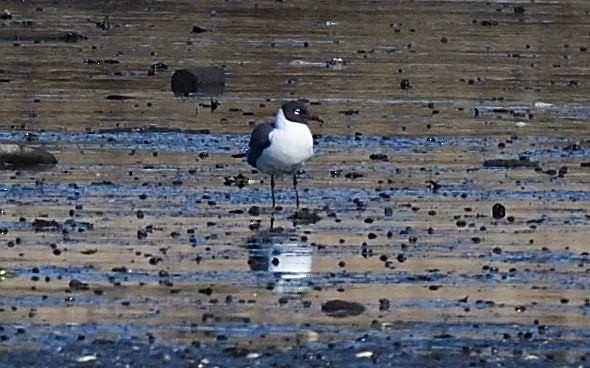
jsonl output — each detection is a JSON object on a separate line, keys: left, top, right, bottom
{"left": 255, "top": 110, "right": 314, "bottom": 175}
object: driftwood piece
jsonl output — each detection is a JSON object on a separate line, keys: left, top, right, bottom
{"left": 0, "top": 144, "right": 57, "bottom": 168}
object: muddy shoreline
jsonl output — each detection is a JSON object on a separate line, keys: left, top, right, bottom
{"left": 2, "top": 0, "right": 590, "bottom": 367}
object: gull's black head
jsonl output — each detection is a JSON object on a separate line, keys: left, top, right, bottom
{"left": 280, "top": 101, "right": 323, "bottom": 124}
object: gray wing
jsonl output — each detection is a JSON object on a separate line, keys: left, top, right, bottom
{"left": 247, "top": 122, "right": 274, "bottom": 167}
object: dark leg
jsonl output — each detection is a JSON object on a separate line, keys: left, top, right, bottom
{"left": 270, "top": 175, "right": 276, "bottom": 208}
{"left": 293, "top": 174, "right": 300, "bottom": 209}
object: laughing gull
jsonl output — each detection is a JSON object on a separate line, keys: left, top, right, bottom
{"left": 247, "top": 101, "right": 323, "bottom": 208}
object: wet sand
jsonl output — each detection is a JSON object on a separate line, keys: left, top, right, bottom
{"left": 1, "top": 1, "right": 590, "bottom": 367}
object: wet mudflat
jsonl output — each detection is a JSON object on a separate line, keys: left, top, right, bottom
{"left": 2, "top": 1, "right": 590, "bottom": 367}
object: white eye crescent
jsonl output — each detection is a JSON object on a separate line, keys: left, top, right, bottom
{"left": 294, "top": 109, "right": 301, "bottom": 115}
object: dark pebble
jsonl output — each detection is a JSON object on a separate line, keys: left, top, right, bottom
{"left": 345, "top": 172, "right": 363, "bottom": 179}
{"left": 427, "top": 180, "right": 441, "bottom": 191}
{"left": 198, "top": 287, "right": 213, "bottom": 296}
{"left": 149, "top": 256, "right": 163, "bottom": 265}
{"left": 514, "top": 6, "right": 525, "bottom": 14}
{"left": 248, "top": 206, "right": 260, "bottom": 216}
{"left": 379, "top": 298, "right": 390, "bottom": 311}
{"left": 68, "top": 279, "right": 89, "bottom": 291}
{"left": 400, "top": 79, "right": 411, "bottom": 90}
{"left": 224, "top": 173, "right": 248, "bottom": 188}
{"left": 369, "top": 153, "right": 388, "bottom": 161}
{"left": 192, "top": 25, "right": 208, "bottom": 33}
{"left": 137, "top": 229, "right": 148, "bottom": 239}
{"left": 288, "top": 209, "right": 322, "bottom": 225}
{"left": 106, "top": 95, "right": 134, "bottom": 100}
{"left": 321, "top": 300, "right": 366, "bottom": 318}
{"left": 492, "top": 203, "right": 506, "bottom": 219}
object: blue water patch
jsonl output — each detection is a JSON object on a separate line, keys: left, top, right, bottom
{"left": 2, "top": 182, "right": 590, "bottom": 211}
{"left": 0, "top": 130, "right": 582, "bottom": 157}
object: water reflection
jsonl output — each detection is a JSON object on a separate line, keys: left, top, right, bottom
{"left": 247, "top": 230, "right": 313, "bottom": 293}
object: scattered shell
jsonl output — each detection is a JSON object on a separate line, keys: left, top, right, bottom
{"left": 296, "top": 329, "right": 319, "bottom": 344}
{"left": 523, "top": 353, "right": 540, "bottom": 361}
{"left": 356, "top": 351, "right": 374, "bottom": 358}
{"left": 534, "top": 102, "right": 553, "bottom": 108}
{"left": 76, "top": 355, "right": 97, "bottom": 363}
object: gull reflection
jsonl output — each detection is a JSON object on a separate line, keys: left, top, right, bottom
{"left": 247, "top": 230, "right": 313, "bottom": 293}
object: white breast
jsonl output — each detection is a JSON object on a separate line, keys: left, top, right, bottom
{"left": 255, "top": 112, "right": 314, "bottom": 175}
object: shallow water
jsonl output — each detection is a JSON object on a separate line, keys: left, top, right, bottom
{"left": 1, "top": 0, "right": 590, "bottom": 367}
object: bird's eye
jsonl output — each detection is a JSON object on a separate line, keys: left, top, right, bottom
{"left": 294, "top": 109, "right": 300, "bottom": 115}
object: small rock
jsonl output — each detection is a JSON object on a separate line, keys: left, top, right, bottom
{"left": 224, "top": 174, "right": 248, "bottom": 188}
{"left": 69, "top": 279, "right": 89, "bottom": 291}
{"left": 480, "top": 19, "right": 499, "bottom": 27}
{"left": 289, "top": 208, "right": 322, "bottom": 225}
{"left": 369, "top": 153, "right": 388, "bottom": 161}
{"left": 400, "top": 79, "right": 411, "bottom": 90}
{"left": 96, "top": 16, "right": 110, "bottom": 31}
{"left": 248, "top": 206, "right": 260, "bottom": 216}
{"left": 514, "top": 6, "right": 525, "bottom": 14}
{"left": 192, "top": 25, "right": 208, "bottom": 33}
{"left": 426, "top": 180, "right": 441, "bottom": 191}
{"left": 321, "top": 300, "right": 366, "bottom": 318}
{"left": 345, "top": 172, "right": 363, "bottom": 179}
{"left": 106, "top": 95, "right": 134, "bottom": 100}
{"left": 492, "top": 203, "right": 506, "bottom": 219}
